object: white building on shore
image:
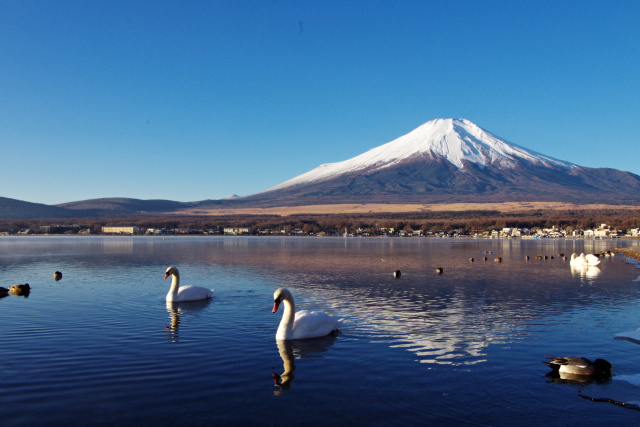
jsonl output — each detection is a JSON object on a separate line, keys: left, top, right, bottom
{"left": 102, "top": 226, "right": 139, "bottom": 235}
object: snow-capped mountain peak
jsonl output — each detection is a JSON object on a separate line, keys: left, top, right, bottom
{"left": 262, "top": 118, "right": 574, "bottom": 193}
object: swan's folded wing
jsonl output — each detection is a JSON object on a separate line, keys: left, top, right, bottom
{"left": 292, "top": 310, "right": 341, "bottom": 339}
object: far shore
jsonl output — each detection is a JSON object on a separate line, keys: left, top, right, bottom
{"left": 173, "top": 201, "right": 640, "bottom": 216}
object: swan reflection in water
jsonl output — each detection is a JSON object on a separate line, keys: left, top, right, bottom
{"left": 165, "top": 299, "right": 212, "bottom": 343}
{"left": 570, "top": 264, "right": 601, "bottom": 282}
{"left": 272, "top": 333, "right": 338, "bottom": 395}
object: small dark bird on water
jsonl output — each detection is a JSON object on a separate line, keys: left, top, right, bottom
{"left": 9, "top": 283, "right": 31, "bottom": 296}
{"left": 544, "top": 356, "right": 612, "bottom": 377}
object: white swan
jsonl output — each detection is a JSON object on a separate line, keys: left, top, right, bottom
{"left": 164, "top": 266, "right": 214, "bottom": 302}
{"left": 272, "top": 288, "right": 342, "bottom": 340}
{"left": 570, "top": 253, "right": 601, "bottom": 266}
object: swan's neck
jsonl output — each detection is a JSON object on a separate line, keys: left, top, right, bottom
{"left": 277, "top": 296, "right": 296, "bottom": 339}
{"left": 168, "top": 273, "right": 180, "bottom": 301}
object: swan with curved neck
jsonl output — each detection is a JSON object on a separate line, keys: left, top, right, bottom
{"left": 164, "top": 266, "right": 214, "bottom": 302}
{"left": 570, "top": 253, "right": 601, "bottom": 266}
{"left": 272, "top": 288, "right": 341, "bottom": 340}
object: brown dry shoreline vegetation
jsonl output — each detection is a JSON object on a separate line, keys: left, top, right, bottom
{"left": 613, "top": 248, "right": 640, "bottom": 262}
{"left": 174, "top": 202, "right": 640, "bottom": 216}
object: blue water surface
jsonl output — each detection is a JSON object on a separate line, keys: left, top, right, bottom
{"left": 2, "top": 236, "right": 640, "bottom": 426}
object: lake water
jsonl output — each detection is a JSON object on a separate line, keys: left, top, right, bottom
{"left": 2, "top": 236, "right": 640, "bottom": 426}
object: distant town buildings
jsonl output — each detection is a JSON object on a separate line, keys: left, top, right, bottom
{"left": 2, "top": 221, "right": 637, "bottom": 238}
{"left": 223, "top": 227, "right": 251, "bottom": 235}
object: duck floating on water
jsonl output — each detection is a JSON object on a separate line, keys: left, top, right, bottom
{"left": 9, "top": 283, "right": 31, "bottom": 296}
{"left": 544, "top": 355, "right": 612, "bottom": 377}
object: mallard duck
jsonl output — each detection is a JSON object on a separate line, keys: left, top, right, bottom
{"left": 9, "top": 283, "right": 31, "bottom": 296}
{"left": 544, "top": 356, "right": 612, "bottom": 376}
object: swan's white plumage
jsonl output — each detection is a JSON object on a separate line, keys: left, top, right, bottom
{"left": 570, "top": 253, "right": 601, "bottom": 266}
{"left": 272, "top": 288, "right": 342, "bottom": 340}
{"left": 164, "top": 266, "right": 214, "bottom": 302}
{"left": 584, "top": 253, "right": 601, "bottom": 265}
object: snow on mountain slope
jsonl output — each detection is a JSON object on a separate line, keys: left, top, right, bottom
{"left": 261, "top": 118, "right": 575, "bottom": 193}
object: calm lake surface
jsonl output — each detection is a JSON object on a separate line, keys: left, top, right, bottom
{"left": 2, "top": 236, "right": 640, "bottom": 426}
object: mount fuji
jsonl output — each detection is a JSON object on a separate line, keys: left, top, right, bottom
{"left": 241, "top": 118, "right": 640, "bottom": 206}
{"left": 3, "top": 118, "right": 639, "bottom": 219}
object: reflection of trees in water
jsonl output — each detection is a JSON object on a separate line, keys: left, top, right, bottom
{"left": 272, "top": 334, "right": 337, "bottom": 396}
{"left": 164, "top": 300, "right": 212, "bottom": 343}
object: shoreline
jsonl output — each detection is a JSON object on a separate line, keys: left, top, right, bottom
{"left": 613, "top": 247, "right": 640, "bottom": 262}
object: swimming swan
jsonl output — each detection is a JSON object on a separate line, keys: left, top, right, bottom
{"left": 570, "top": 253, "right": 601, "bottom": 266}
{"left": 164, "top": 266, "right": 214, "bottom": 302}
{"left": 272, "top": 288, "right": 342, "bottom": 340}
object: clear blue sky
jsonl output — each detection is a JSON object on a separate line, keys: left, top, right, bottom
{"left": 1, "top": 1, "right": 639, "bottom": 205}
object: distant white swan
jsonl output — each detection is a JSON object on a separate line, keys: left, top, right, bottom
{"left": 272, "top": 288, "right": 342, "bottom": 340}
{"left": 570, "top": 253, "right": 601, "bottom": 266}
{"left": 164, "top": 266, "right": 214, "bottom": 302}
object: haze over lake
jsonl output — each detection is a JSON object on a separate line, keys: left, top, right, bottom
{"left": 2, "top": 236, "right": 640, "bottom": 426}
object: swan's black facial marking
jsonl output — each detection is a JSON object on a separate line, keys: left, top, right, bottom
{"left": 273, "top": 296, "right": 282, "bottom": 313}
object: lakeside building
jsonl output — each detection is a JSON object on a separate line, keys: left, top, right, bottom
{"left": 102, "top": 226, "right": 139, "bottom": 235}
{"left": 223, "top": 227, "right": 251, "bottom": 235}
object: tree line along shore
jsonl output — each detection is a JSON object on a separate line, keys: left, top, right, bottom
{"left": 1, "top": 208, "right": 639, "bottom": 238}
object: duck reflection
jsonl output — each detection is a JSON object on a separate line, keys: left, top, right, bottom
{"left": 545, "top": 370, "right": 612, "bottom": 385}
{"left": 272, "top": 333, "right": 338, "bottom": 395}
{"left": 165, "top": 299, "right": 212, "bottom": 343}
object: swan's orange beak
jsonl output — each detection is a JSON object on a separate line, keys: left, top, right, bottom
{"left": 272, "top": 300, "right": 281, "bottom": 313}
{"left": 164, "top": 273, "right": 170, "bottom": 280}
